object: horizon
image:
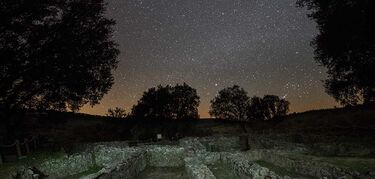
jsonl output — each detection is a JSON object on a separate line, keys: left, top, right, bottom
{"left": 78, "top": 105, "right": 340, "bottom": 118}
{"left": 81, "top": 84, "right": 337, "bottom": 118}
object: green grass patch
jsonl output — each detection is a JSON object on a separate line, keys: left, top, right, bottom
{"left": 136, "top": 167, "right": 188, "bottom": 179}
{"left": 208, "top": 162, "right": 241, "bottom": 179}
{"left": 255, "top": 160, "right": 316, "bottom": 178}
{"left": 315, "top": 156, "right": 375, "bottom": 173}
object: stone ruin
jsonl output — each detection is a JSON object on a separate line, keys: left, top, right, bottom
{"left": 7, "top": 135, "right": 375, "bottom": 179}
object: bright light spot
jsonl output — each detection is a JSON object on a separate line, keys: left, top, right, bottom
{"left": 282, "top": 94, "right": 288, "bottom": 99}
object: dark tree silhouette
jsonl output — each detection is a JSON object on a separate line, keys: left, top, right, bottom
{"left": 248, "top": 95, "right": 290, "bottom": 120}
{"left": 0, "top": 0, "right": 119, "bottom": 111}
{"left": 0, "top": 0, "right": 119, "bottom": 140}
{"left": 132, "top": 85, "right": 174, "bottom": 120}
{"left": 247, "top": 96, "right": 266, "bottom": 120}
{"left": 107, "top": 107, "right": 127, "bottom": 118}
{"left": 172, "top": 83, "right": 200, "bottom": 119}
{"left": 209, "top": 85, "right": 249, "bottom": 121}
{"left": 298, "top": 0, "right": 375, "bottom": 106}
{"left": 262, "top": 95, "right": 290, "bottom": 120}
{"left": 131, "top": 83, "right": 200, "bottom": 120}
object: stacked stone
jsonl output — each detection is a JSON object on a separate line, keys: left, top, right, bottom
{"left": 245, "top": 149, "right": 361, "bottom": 179}
{"left": 145, "top": 145, "right": 185, "bottom": 167}
{"left": 223, "top": 153, "right": 283, "bottom": 179}
{"left": 93, "top": 145, "right": 138, "bottom": 167}
{"left": 84, "top": 150, "right": 147, "bottom": 179}
{"left": 184, "top": 157, "right": 216, "bottom": 179}
{"left": 37, "top": 152, "right": 94, "bottom": 178}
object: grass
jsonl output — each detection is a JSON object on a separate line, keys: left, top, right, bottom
{"left": 255, "top": 160, "right": 317, "bottom": 178}
{"left": 135, "top": 167, "right": 188, "bottom": 179}
{"left": 279, "top": 105, "right": 375, "bottom": 134}
{"left": 0, "top": 150, "right": 65, "bottom": 178}
{"left": 208, "top": 162, "right": 241, "bottom": 179}
{"left": 314, "top": 156, "right": 375, "bottom": 173}
{"left": 61, "top": 164, "right": 103, "bottom": 179}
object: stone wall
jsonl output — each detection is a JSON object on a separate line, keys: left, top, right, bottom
{"left": 222, "top": 153, "right": 283, "bottom": 179}
{"left": 84, "top": 150, "right": 147, "bottom": 179}
{"left": 180, "top": 136, "right": 284, "bottom": 179}
{"left": 184, "top": 157, "right": 216, "bottom": 179}
{"left": 198, "top": 136, "right": 241, "bottom": 152}
{"left": 37, "top": 152, "right": 94, "bottom": 178}
{"left": 179, "top": 137, "right": 207, "bottom": 152}
{"left": 246, "top": 149, "right": 360, "bottom": 179}
{"left": 93, "top": 145, "right": 138, "bottom": 167}
{"left": 6, "top": 143, "right": 140, "bottom": 179}
{"left": 145, "top": 145, "right": 185, "bottom": 167}
{"left": 8, "top": 136, "right": 369, "bottom": 179}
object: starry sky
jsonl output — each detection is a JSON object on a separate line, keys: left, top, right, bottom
{"left": 81, "top": 0, "right": 337, "bottom": 118}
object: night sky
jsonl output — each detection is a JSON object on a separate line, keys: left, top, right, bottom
{"left": 81, "top": 0, "right": 337, "bottom": 118}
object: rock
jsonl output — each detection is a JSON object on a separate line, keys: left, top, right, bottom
{"left": 146, "top": 145, "right": 185, "bottom": 167}
{"left": 37, "top": 152, "right": 94, "bottom": 178}
{"left": 185, "top": 157, "right": 216, "bottom": 179}
{"left": 9, "top": 136, "right": 368, "bottom": 179}
{"left": 93, "top": 145, "right": 138, "bottom": 167}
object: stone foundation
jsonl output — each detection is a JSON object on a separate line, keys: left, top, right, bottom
{"left": 84, "top": 150, "right": 147, "bottom": 179}
{"left": 39, "top": 153, "right": 93, "bottom": 178}
{"left": 7, "top": 135, "right": 373, "bottom": 179}
{"left": 245, "top": 149, "right": 360, "bottom": 179}
{"left": 145, "top": 145, "right": 185, "bottom": 167}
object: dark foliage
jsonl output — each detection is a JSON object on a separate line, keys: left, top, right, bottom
{"left": 131, "top": 83, "right": 200, "bottom": 120}
{"left": 209, "top": 85, "right": 250, "bottom": 121}
{"left": 247, "top": 96, "right": 265, "bottom": 120}
{"left": 106, "top": 107, "right": 127, "bottom": 118}
{"left": 0, "top": 0, "right": 118, "bottom": 141}
{"left": 297, "top": 0, "right": 375, "bottom": 105}
{"left": 248, "top": 95, "right": 290, "bottom": 120}
{"left": 0, "top": 0, "right": 119, "bottom": 112}
{"left": 210, "top": 85, "right": 289, "bottom": 121}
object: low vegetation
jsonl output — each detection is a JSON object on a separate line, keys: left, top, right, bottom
{"left": 255, "top": 160, "right": 315, "bottom": 178}
{"left": 0, "top": 151, "right": 65, "bottom": 178}
{"left": 315, "top": 156, "right": 375, "bottom": 174}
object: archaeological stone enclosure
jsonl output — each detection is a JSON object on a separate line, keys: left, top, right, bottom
{"left": 5, "top": 135, "right": 375, "bottom": 179}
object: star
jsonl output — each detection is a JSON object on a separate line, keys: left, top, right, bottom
{"left": 80, "top": 0, "right": 337, "bottom": 117}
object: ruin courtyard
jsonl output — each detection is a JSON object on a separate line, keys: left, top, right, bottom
{"left": 4, "top": 135, "right": 375, "bottom": 179}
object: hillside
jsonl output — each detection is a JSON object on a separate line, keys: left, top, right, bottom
{"left": 278, "top": 105, "right": 375, "bottom": 133}
{"left": 2, "top": 105, "right": 374, "bottom": 148}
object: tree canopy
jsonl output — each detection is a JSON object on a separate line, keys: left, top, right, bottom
{"left": 209, "top": 85, "right": 249, "bottom": 121}
{"left": 131, "top": 83, "right": 200, "bottom": 120}
{"left": 248, "top": 95, "right": 290, "bottom": 120}
{"left": 107, "top": 107, "right": 127, "bottom": 118}
{"left": 210, "top": 85, "right": 290, "bottom": 121}
{"left": 298, "top": 0, "right": 375, "bottom": 106}
{"left": 0, "top": 0, "right": 119, "bottom": 112}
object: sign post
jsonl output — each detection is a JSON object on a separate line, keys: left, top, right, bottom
{"left": 156, "top": 134, "right": 162, "bottom": 141}
{"left": 15, "top": 140, "right": 22, "bottom": 158}
{"left": 0, "top": 153, "right": 3, "bottom": 165}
